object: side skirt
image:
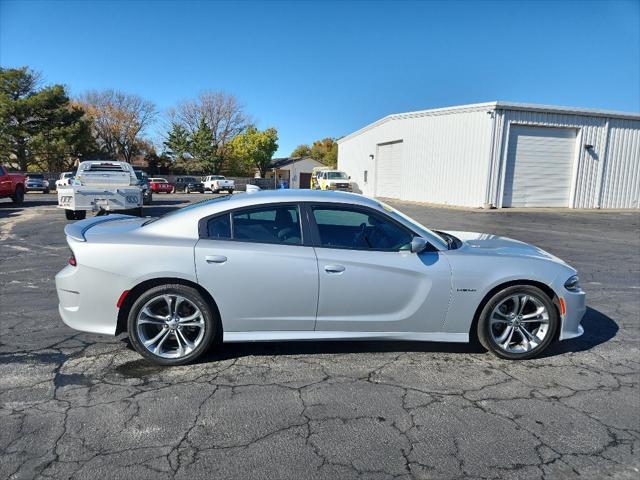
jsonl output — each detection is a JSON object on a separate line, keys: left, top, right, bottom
{"left": 223, "top": 331, "right": 469, "bottom": 343}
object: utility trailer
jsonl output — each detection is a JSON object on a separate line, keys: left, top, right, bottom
{"left": 57, "top": 161, "right": 143, "bottom": 220}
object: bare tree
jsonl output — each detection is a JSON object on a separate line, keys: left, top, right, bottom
{"left": 77, "top": 90, "right": 156, "bottom": 162}
{"left": 168, "top": 91, "right": 250, "bottom": 151}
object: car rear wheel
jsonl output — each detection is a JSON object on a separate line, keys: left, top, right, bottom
{"left": 11, "top": 185, "right": 24, "bottom": 204}
{"left": 128, "top": 284, "right": 217, "bottom": 366}
{"left": 477, "top": 285, "right": 558, "bottom": 360}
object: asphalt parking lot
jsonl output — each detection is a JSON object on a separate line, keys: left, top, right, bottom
{"left": 1, "top": 193, "right": 639, "bottom": 480}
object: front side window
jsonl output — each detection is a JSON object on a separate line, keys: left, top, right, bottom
{"left": 230, "top": 205, "right": 302, "bottom": 245}
{"left": 312, "top": 206, "right": 412, "bottom": 251}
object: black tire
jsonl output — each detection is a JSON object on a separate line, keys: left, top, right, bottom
{"left": 185, "top": 187, "right": 191, "bottom": 194}
{"left": 11, "top": 185, "right": 24, "bottom": 204}
{"left": 228, "top": 190, "right": 234, "bottom": 194}
{"left": 65, "top": 210, "right": 87, "bottom": 220}
{"left": 213, "top": 189, "right": 219, "bottom": 194}
{"left": 127, "top": 284, "right": 218, "bottom": 366}
{"left": 44, "top": 189, "right": 50, "bottom": 194}
{"left": 477, "top": 285, "right": 558, "bottom": 360}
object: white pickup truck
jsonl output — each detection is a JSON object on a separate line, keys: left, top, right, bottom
{"left": 57, "top": 161, "right": 143, "bottom": 220}
{"left": 203, "top": 175, "right": 234, "bottom": 194}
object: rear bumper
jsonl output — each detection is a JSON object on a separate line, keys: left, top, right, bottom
{"left": 55, "top": 264, "right": 126, "bottom": 335}
{"left": 558, "top": 289, "right": 586, "bottom": 340}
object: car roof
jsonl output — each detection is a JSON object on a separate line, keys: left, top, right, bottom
{"left": 144, "top": 190, "right": 382, "bottom": 237}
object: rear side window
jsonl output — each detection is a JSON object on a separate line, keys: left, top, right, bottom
{"left": 312, "top": 206, "right": 412, "bottom": 251}
{"left": 204, "top": 205, "right": 302, "bottom": 245}
{"left": 207, "top": 214, "right": 231, "bottom": 239}
{"left": 233, "top": 205, "right": 301, "bottom": 245}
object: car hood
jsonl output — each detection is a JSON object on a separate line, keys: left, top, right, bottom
{"left": 444, "top": 230, "right": 568, "bottom": 265}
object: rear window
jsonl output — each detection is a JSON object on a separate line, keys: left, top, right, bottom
{"left": 82, "top": 163, "right": 127, "bottom": 172}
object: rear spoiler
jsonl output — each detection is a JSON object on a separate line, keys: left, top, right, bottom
{"left": 64, "top": 214, "right": 133, "bottom": 242}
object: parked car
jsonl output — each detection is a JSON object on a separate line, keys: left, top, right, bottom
{"left": 0, "top": 165, "right": 25, "bottom": 204}
{"left": 148, "top": 177, "right": 174, "bottom": 194}
{"left": 55, "top": 190, "right": 585, "bottom": 366}
{"left": 203, "top": 175, "right": 234, "bottom": 194}
{"left": 174, "top": 176, "right": 205, "bottom": 193}
{"left": 56, "top": 172, "right": 75, "bottom": 190}
{"left": 25, "top": 173, "right": 50, "bottom": 193}
{"left": 134, "top": 170, "right": 153, "bottom": 205}
{"left": 314, "top": 170, "right": 352, "bottom": 191}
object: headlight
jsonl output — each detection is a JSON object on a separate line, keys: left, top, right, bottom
{"left": 564, "top": 275, "right": 581, "bottom": 292}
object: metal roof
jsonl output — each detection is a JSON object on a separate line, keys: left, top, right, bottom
{"left": 338, "top": 101, "right": 640, "bottom": 143}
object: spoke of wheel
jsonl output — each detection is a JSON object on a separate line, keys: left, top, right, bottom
{"left": 517, "top": 295, "right": 529, "bottom": 315}
{"left": 509, "top": 295, "right": 520, "bottom": 315}
{"left": 491, "top": 317, "right": 509, "bottom": 324}
{"left": 174, "top": 331, "right": 185, "bottom": 357}
{"left": 519, "top": 325, "right": 537, "bottom": 343}
{"left": 163, "top": 295, "right": 174, "bottom": 315}
{"left": 141, "top": 307, "right": 168, "bottom": 322}
{"left": 517, "top": 327, "right": 531, "bottom": 351}
{"left": 144, "top": 328, "right": 170, "bottom": 353}
{"left": 178, "top": 310, "right": 201, "bottom": 323}
{"left": 521, "top": 306, "right": 547, "bottom": 321}
{"left": 496, "top": 325, "right": 514, "bottom": 344}
{"left": 500, "top": 326, "right": 515, "bottom": 349}
{"left": 176, "top": 329, "right": 195, "bottom": 353}
{"left": 178, "top": 320, "right": 204, "bottom": 327}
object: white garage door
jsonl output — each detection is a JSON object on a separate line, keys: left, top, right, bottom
{"left": 503, "top": 126, "right": 577, "bottom": 207}
{"left": 375, "top": 141, "right": 403, "bottom": 198}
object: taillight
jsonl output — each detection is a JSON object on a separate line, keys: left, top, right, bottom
{"left": 68, "top": 252, "right": 77, "bottom": 266}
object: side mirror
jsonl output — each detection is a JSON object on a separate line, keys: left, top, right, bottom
{"left": 410, "top": 237, "right": 428, "bottom": 254}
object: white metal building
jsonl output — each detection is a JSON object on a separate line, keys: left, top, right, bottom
{"left": 338, "top": 102, "right": 640, "bottom": 208}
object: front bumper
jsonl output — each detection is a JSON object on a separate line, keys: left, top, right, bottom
{"left": 558, "top": 289, "right": 586, "bottom": 340}
{"left": 26, "top": 184, "right": 48, "bottom": 191}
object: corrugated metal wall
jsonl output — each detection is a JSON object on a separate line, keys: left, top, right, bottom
{"left": 338, "top": 108, "right": 493, "bottom": 207}
{"left": 339, "top": 104, "right": 640, "bottom": 209}
{"left": 599, "top": 119, "right": 640, "bottom": 208}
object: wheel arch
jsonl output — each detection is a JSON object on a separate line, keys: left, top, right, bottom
{"left": 116, "top": 277, "right": 222, "bottom": 338}
{"left": 468, "top": 279, "right": 562, "bottom": 345}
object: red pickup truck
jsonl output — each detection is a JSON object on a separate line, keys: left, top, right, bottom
{"left": 0, "top": 165, "right": 25, "bottom": 204}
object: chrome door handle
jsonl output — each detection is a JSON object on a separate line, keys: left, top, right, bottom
{"left": 324, "top": 264, "right": 345, "bottom": 273}
{"left": 205, "top": 255, "right": 227, "bottom": 264}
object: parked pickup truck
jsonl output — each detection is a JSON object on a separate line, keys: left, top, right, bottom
{"left": 57, "top": 160, "right": 143, "bottom": 220}
{"left": 0, "top": 165, "right": 25, "bottom": 204}
{"left": 203, "top": 175, "right": 234, "bottom": 194}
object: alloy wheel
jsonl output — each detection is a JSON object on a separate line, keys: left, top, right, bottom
{"left": 489, "top": 293, "right": 550, "bottom": 354}
{"left": 136, "top": 294, "right": 206, "bottom": 359}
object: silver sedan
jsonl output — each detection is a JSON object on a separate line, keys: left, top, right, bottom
{"left": 56, "top": 190, "right": 585, "bottom": 365}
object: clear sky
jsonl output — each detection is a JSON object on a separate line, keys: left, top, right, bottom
{"left": 1, "top": 0, "right": 639, "bottom": 156}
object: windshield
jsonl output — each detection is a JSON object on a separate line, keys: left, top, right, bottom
{"left": 327, "top": 172, "right": 348, "bottom": 180}
{"left": 377, "top": 201, "right": 449, "bottom": 249}
{"left": 183, "top": 177, "right": 197, "bottom": 182}
{"left": 211, "top": 176, "right": 225, "bottom": 180}
{"left": 63, "top": 173, "right": 73, "bottom": 178}
{"left": 28, "top": 174, "right": 44, "bottom": 179}
{"left": 134, "top": 171, "right": 148, "bottom": 180}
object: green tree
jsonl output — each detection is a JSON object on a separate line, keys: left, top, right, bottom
{"left": 227, "top": 126, "right": 278, "bottom": 177}
{"left": 0, "top": 67, "right": 95, "bottom": 171}
{"left": 163, "top": 123, "right": 190, "bottom": 163}
{"left": 291, "top": 144, "right": 312, "bottom": 158}
{"left": 190, "top": 117, "right": 220, "bottom": 173}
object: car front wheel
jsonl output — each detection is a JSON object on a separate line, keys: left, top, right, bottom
{"left": 477, "top": 285, "right": 558, "bottom": 360}
{"left": 127, "top": 284, "right": 217, "bottom": 366}
{"left": 11, "top": 185, "right": 24, "bottom": 204}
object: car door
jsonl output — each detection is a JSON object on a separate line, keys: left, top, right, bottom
{"left": 0, "top": 167, "right": 10, "bottom": 196}
{"left": 194, "top": 203, "right": 319, "bottom": 332}
{"left": 309, "top": 204, "right": 451, "bottom": 333}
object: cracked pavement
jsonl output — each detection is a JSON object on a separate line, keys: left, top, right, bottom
{"left": 1, "top": 194, "right": 639, "bottom": 479}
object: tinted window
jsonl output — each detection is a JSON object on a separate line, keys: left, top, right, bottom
{"left": 232, "top": 205, "right": 301, "bottom": 245}
{"left": 207, "top": 214, "right": 231, "bottom": 239}
{"left": 312, "top": 207, "right": 412, "bottom": 250}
